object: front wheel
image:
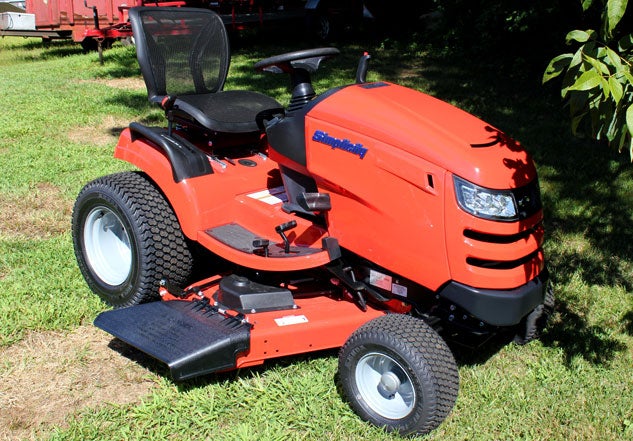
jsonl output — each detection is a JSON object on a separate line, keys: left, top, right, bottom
{"left": 72, "top": 172, "right": 194, "bottom": 307}
{"left": 514, "top": 283, "right": 555, "bottom": 345}
{"left": 338, "top": 314, "right": 459, "bottom": 436}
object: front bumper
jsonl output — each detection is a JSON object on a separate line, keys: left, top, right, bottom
{"left": 437, "top": 270, "right": 548, "bottom": 327}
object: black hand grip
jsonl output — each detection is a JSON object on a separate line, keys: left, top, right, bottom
{"left": 275, "top": 220, "right": 297, "bottom": 234}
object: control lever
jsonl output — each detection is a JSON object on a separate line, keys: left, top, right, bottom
{"left": 252, "top": 238, "right": 270, "bottom": 257}
{"left": 275, "top": 220, "right": 297, "bottom": 254}
{"left": 355, "top": 52, "right": 371, "bottom": 84}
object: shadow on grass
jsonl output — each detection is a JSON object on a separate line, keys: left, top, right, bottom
{"left": 107, "top": 335, "right": 338, "bottom": 390}
{"left": 623, "top": 311, "right": 633, "bottom": 336}
{"left": 103, "top": 90, "right": 149, "bottom": 113}
{"left": 98, "top": 46, "right": 144, "bottom": 78}
{"left": 4, "top": 38, "right": 85, "bottom": 59}
{"left": 448, "top": 303, "right": 628, "bottom": 369}
{"left": 541, "top": 299, "right": 627, "bottom": 366}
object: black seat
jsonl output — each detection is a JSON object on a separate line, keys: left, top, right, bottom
{"left": 129, "top": 7, "right": 283, "bottom": 135}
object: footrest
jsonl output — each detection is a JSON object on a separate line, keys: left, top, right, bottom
{"left": 94, "top": 300, "right": 250, "bottom": 381}
{"left": 207, "top": 223, "right": 321, "bottom": 257}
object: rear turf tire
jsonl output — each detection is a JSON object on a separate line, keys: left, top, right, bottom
{"left": 72, "top": 171, "right": 193, "bottom": 307}
{"left": 338, "top": 314, "right": 459, "bottom": 436}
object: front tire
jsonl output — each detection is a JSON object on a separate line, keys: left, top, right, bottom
{"left": 514, "top": 283, "right": 555, "bottom": 345}
{"left": 338, "top": 314, "right": 459, "bottom": 436}
{"left": 72, "top": 172, "right": 193, "bottom": 307}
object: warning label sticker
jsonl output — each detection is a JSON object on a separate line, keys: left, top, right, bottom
{"left": 391, "top": 283, "right": 408, "bottom": 298}
{"left": 274, "top": 315, "right": 309, "bottom": 327}
{"left": 369, "top": 270, "right": 409, "bottom": 298}
{"left": 247, "top": 186, "right": 288, "bottom": 205}
{"left": 369, "top": 269, "right": 392, "bottom": 291}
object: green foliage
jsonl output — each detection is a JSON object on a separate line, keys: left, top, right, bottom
{"left": 544, "top": 0, "right": 633, "bottom": 159}
{"left": 430, "top": 0, "right": 579, "bottom": 66}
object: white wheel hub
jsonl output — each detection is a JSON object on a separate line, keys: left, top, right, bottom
{"left": 355, "top": 352, "right": 416, "bottom": 419}
{"left": 83, "top": 206, "right": 132, "bottom": 286}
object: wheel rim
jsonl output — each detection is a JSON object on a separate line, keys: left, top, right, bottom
{"left": 83, "top": 206, "right": 132, "bottom": 286}
{"left": 355, "top": 352, "right": 416, "bottom": 420}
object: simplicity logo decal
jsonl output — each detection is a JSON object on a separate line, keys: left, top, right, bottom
{"left": 312, "top": 130, "right": 368, "bottom": 159}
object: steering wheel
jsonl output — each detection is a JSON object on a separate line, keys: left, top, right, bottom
{"left": 254, "top": 47, "right": 340, "bottom": 75}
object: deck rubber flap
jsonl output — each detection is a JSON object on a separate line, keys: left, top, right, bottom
{"left": 94, "top": 300, "right": 250, "bottom": 381}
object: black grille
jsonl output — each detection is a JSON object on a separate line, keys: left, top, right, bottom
{"left": 464, "top": 222, "right": 542, "bottom": 244}
{"left": 466, "top": 250, "right": 541, "bottom": 270}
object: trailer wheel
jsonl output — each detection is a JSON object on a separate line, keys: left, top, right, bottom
{"left": 306, "top": 11, "right": 332, "bottom": 41}
{"left": 338, "top": 314, "right": 459, "bottom": 436}
{"left": 72, "top": 171, "right": 193, "bottom": 308}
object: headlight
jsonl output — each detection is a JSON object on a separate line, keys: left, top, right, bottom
{"left": 453, "top": 175, "right": 518, "bottom": 221}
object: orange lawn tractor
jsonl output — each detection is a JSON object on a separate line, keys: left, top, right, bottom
{"left": 71, "top": 6, "right": 553, "bottom": 436}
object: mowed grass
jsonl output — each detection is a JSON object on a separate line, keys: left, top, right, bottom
{"left": 1, "top": 29, "right": 632, "bottom": 441}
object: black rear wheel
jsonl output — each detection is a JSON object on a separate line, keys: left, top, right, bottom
{"left": 72, "top": 171, "right": 193, "bottom": 307}
{"left": 338, "top": 314, "right": 459, "bottom": 436}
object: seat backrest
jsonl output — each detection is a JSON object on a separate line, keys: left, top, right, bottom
{"left": 129, "top": 7, "right": 230, "bottom": 103}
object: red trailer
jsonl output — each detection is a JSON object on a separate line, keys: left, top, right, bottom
{"left": 3, "top": 0, "right": 140, "bottom": 45}
{"left": 0, "top": 1, "right": 306, "bottom": 63}
{"left": 2, "top": 1, "right": 307, "bottom": 53}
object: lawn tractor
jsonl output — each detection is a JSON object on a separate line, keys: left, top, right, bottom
{"left": 71, "top": 6, "right": 552, "bottom": 436}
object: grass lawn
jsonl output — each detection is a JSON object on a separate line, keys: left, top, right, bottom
{"left": 0, "top": 26, "right": 632, "bottom": 441}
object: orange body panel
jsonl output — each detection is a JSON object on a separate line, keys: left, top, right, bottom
{"left": 115, "top": 80, "right": 544, "bottom": 296}
{"left": 114, "top": 128, "right": 333, "bottom": 271}
{"left": 159, "top": 276, "right": 386, "bottom": 369}
{"left": 236, "top": 295, "right": 386, "bottom": 368}
{"left": 305, "top": 116, "right": 450, "bottom": 291}
{"left": 306, "top": 83, "right": 537, "bottom": 189}
{"left": 302, "top": 82, "right": 543, "bottom": 291}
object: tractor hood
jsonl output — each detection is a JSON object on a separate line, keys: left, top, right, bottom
{"left": 307, "top": 82, "right": 536, "bottom": 189}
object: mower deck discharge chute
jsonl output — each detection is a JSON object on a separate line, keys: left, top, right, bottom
{"left": 72, "top": 6, "right": 552, "bottom": 436}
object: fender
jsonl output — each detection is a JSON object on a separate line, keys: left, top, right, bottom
{"left": 128, "top": 123, "right": 212, "bottom": 183}
{"left": 113, "top": 126, "right": 214, "bottom": 239}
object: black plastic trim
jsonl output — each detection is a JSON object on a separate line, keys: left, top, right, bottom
{"left": 265, "top": 86, "right": 346, "bottom": 167}
{"left": 466, "top": 250, "right": 540, "bottom": 270}
{"left": 513, "top": 179, "right": 542, "bottom": 220}
{"left": 217, "top": 275, "right": 296, "bottom": 313}
{"left": 437, "top": 272, "right": 548, "bottom": 326}
{"left": 464, "top": 224, "right": 540, "bottom": 244}
{"left": 129, "top": 122, "right": 213, "bottom": 183}
{"left": 206, "top": 223, "right": 322, "bottom": 257}
{"left": 94, "top": 300, "right": 250, "bottom": 380}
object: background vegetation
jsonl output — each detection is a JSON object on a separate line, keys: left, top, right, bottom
{"left": 1, "top": 8, "right": 632, "bottom": 440}
{"left": 543, "top": 0, "right": 633, "bottom": 159}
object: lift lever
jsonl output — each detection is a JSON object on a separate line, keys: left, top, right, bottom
{"left": 275, "top": 220, "right": 297, "bottom": 254}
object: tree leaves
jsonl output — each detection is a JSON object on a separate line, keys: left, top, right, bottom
{"left": 568, "top": 70, "right": 603, "bottom": 91}
{"left": 566, "top": 29, "right": 593, "bottom": 43}
{"left": 604, "top": 0, "right": 628, "bottom": 38}
{"left": 543, "top": 53, "right": 573, "bottom": 83}
{"left": 609, "top": 76, "right": 624, "bottom": 103}
{"left": 627, "top": 104, "right": 633, "bottom": 136}
{"left": 545, "top": 0, "right": 633, "bottom": 160}
{"left": 582, "top": 0, "right": 594, "bottom": 12}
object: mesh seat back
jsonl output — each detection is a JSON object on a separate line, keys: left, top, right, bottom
{"left": 129, "top": 7, "right": 230, "bottom": 102}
